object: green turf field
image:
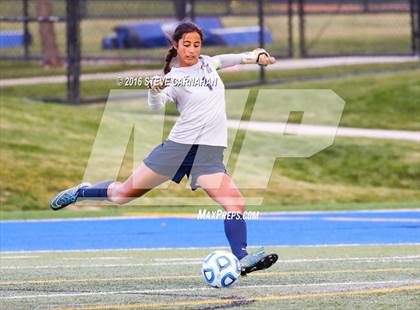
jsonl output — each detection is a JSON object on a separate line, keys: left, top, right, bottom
{"left": 1, "top": 245, "right": 419, "bottom": 309}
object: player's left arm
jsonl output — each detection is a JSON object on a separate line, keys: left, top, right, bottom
{"left": 211, "top": 48, "right": 276, "bottom": 70}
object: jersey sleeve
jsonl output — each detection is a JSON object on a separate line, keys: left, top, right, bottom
{"left": 210, "top": 54, "right": 243, "bottom": 70}
{"left": 162, "top": 83, "right": 176, "bottom": 104}
{"left": 147, "top": 78, "right": 177, "bottom": 111}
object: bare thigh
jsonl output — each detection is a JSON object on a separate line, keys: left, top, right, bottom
{"left": 108, "top": 162, "right": 170, "bottom": 204}
{"left": 196, "top": 173, "right": 246, "bottom": 214}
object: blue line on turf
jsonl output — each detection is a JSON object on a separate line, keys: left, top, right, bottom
{"left": 0, "top": 211, "right": 419, "bottom": 252}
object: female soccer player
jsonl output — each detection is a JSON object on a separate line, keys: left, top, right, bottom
{"left": 50, "top": 22, "right": 278, "bottom": 275}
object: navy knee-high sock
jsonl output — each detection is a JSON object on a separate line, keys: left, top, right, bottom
{"left": 77, "top": 180, "right": 113, "bottom": 200}
{"left": 224, "top": 213, "right": 248, "bottom": 260}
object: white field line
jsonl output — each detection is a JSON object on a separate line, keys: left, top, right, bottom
{"left": 1, "top": 279, "right": 419, "bottom": 300}
{"left": 62, "top": 257, "right": 133, "bottom": 261}
{"left": 1, "top": 55, "right": 418, "bottom": 87}
{"left": 1, "top": 243, "right": 419, "bottom": 254}
{"left": 153, "top": 258, "right": 203, "bottom": 262}
{"left": 1, "top": 255, "right": 420, "bottom": 270}
{"left": 0, "top": 256, "right": 39, "bottom": 259}
{"left": 277, "top": 256, "right": 420, "bottom": 263}
{"left": 0, "top": 262, "right": 197, "bottom": 270}
{"left": 154, "top": 256, "right": 420, "bottom": 262}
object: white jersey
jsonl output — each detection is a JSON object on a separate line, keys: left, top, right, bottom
{"left": 148, "top": 54, "right": 243, "bottom": 147}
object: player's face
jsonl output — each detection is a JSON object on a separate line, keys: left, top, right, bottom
{"left": 176, "top": 32, "right": 202, "bottom": 67}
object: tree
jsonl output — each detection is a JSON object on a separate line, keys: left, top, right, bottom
{"left": 37, "top": 0, "right": 62, "bottom": 67}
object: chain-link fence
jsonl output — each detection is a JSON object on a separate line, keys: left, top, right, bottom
{"left": 0, "top": 0, "right": 418, "bottom": 103}
{"left": 298, "top": 0, "right": 417, "bottom": 57}
{"left": 2, "top": 0, "right": 417, "bottom": 62}
{"left": 0, "top": 0, "right": 293, "bottom": 62}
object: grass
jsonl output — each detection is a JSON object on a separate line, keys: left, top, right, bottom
{"left": 264, "top": 70, "right": 420, "bottom": 131}
{"left": 0, "top": 245, "right": 419, "bottom": 309}
{"left": 0, "top": 61, "right": 162, "bottom": 79}
{"left": 302, "top": 13, "right": 412, "bottom": 55}
{"left": 1, "top": 69, "right": 419, "bottom": 212}
{"left": 1, "top": 60, "right": 418, "bottom": 87}
{"left": 1, "top": 64, "right": 418, "bottom": 130}
{"left": 1, "top": 52, "right": 416, "bottom": 81}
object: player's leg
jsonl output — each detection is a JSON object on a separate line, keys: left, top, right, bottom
{"left": 196, "top": 172, "right": 248, "bottom": 260}
{"left": 50, "top": 162, "right": 170, "bottom": 210}
{"left": 196, "top": 172, "right": 246, "bottom": 214}
{"left": 106, "top": 162, "right": 170, "bottom": 204}
{"left": 197, "top": 172, "right": 278, "bottom": 275}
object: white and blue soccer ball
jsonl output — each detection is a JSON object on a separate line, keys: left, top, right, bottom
{"left": 201, "top": 251, "right": 241, "bottom": 288}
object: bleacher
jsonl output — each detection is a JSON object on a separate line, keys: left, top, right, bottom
{"left": 0, "top": 30, "right": 31, "bottom": 48}
{"left": 102, "top": 17, "right": 272, "bottom": 49}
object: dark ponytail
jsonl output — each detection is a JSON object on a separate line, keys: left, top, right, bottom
{"left": 164, "top": 46, "right": 178, "bottom": 74}
{"left": 163, "top": 22, "right": 204, "bottom": 74}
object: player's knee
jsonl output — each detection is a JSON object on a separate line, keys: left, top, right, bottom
{"left": 237, "top": 200, "right": 246, "bottom": 214}
{"left": 224, "top": 196, "right": 246, "bottom": 214}
{"left": 237, "top": 196, "right": 246, "bottom": 211}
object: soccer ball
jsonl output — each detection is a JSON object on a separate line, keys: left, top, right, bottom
{"left": 201, "top": 251, "right": 241, "bottom": 288}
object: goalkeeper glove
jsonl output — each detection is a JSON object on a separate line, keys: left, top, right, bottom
{"left": 148, "top": 75, "right": 167, "bottom": 94}
{"left": 241, "top": 48, "right": 276, "bottom": 66}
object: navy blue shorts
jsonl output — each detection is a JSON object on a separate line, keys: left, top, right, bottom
{"left": 143, "top": 140, "right": 227, "bottom": 190}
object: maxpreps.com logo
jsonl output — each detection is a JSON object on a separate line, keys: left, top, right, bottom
{"left": 197, "top": 210, "right": 259, "bottom": 220}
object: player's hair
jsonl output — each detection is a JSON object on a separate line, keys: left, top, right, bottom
{"left": 164, "top": 22, "right": 204, "bottom": 74}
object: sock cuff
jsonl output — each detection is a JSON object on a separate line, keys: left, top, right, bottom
{"left": 78, "top": 180, "right": 114, "bottom": 199}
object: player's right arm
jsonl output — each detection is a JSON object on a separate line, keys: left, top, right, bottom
{"left": 147, "top": 75, "right": 175, "bottom": 111}
{"left": 211, "top": 48, "right": 276, "bottom": 70}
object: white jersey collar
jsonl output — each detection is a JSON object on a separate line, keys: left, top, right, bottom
{"left": 170, "top": 57, "right": 203, "bottom": 73}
